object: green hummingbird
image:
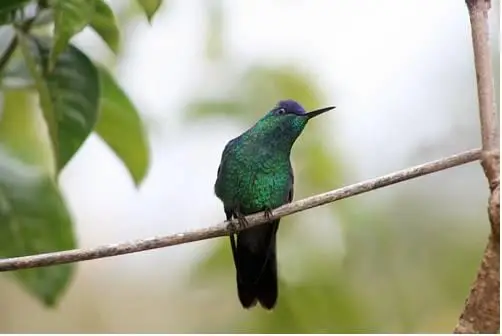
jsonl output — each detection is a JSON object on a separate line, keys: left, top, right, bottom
{"left": 214, "top": 99, "right": 335, "bottom": 309}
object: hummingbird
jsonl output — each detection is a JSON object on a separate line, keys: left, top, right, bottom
{"left": 214, "top": 99, "right": 335, "bottom": 309}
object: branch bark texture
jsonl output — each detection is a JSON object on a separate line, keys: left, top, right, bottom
{"left": 454, "top": 0, "right": 500, "bottom": 333}
{"left": 0, "top": 149, "right": 481, "bottom": 272}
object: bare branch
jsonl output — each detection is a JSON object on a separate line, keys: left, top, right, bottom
{"left": 454, "top": 0, "right": 500, "bottom": 333}
{"left": 0, "top": 148, "right": 480, "bottom": 272}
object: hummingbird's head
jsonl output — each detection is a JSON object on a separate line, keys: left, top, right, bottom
{"left": 251, "top": 99, "right": 335, "bottom": 148}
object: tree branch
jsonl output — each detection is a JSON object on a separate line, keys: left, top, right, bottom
{"left": 454, "top": 0, "right": 500, "bottom": 333}
{"left": 0, "top": 148, "right": 481, "bottom": 272}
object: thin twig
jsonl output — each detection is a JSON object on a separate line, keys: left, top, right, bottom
{"left": 0, "top": 13, "right": 38, "bottom": 73}
{"left": 454, "top": 0, "right": 500, "bottom": 334}
{"left": 0, "top": 148, "right": 481, "bottom": 272}
{"left": 0, "top": 35, "right": 19, "bottom": 73}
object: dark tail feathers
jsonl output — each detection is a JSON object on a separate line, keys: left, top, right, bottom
{"left": 235, "top": 223, "right": 278, "bottom": 310}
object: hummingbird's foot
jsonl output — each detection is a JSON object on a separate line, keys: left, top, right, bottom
{"left": 225, "top": 210, "right": 237, "bottom": 235}
{"left": 226, "top": 221, "right": 237, "bottom": 235}
{"left": 234, "top": 210, "right": 248, "bottom": 230}
{"left": 264, "top": 207, "right": 273, "bottom": 221}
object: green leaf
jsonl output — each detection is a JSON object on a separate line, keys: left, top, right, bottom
{"left": 0, "top": 0, "right": 31, "bottom": 13}
{"left": 48, "top": 0, "right": 95, "bottom": 70}
{"left": 90, "top": 0, "right": 120, "bottom": 53}
{"left": 137, "top": 0, "right": 162, "bottom": 22}
{"left": 0, "top": 148, "right": 75, "bottom": 306}
{"left": 19, "top": 34, "right": 100, "bottom": 171}
{"left": 0, "top": 90, "right": 54, "bottom": 172}
{"left": 0, "top": 0, "right": 31, "bottom": 25}
{"left": 0, "top": 90, "right": 76, "bottom": 307}
{"left": 95, "top": 66, "right": 149, "bottom": 185}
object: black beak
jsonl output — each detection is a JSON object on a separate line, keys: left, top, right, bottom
{"left": 306, "top": 106, "right": 336, "bottom": 120}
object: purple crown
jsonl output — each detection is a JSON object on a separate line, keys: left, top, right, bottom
{"left": 276, "top": 99, "right": 306, "bottom": 115}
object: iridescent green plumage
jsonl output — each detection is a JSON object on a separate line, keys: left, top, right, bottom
{"left": 214, "top": 99, "right": 334, "bottom": 309}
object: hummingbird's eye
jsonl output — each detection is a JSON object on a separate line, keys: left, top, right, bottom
{"left": 277, "top": 108, "right": 287, "bottom": 115}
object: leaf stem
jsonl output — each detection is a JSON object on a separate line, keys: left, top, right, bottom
{"left": 0, "top": 35, "right": 19, "bottom": 73}
{"left": 0, "top": 12, "right": 38, "bottom": 74}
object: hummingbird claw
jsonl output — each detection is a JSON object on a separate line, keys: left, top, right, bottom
{"left": 237, "top": 216, "right": 248, "bottom": 230}
{"left": 226, "top": 222, "right": 237, "bottom": 235}
{"left": 264, "top": 208, "right": 273, "bottom": 221}
{"left": 225, "top": 210, "right": 237, "bottom": 235}
{"left": 234, "top": 209, "right": 249, "bottom": 230}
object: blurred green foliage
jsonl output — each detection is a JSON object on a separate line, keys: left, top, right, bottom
{"left": 0, "top": 146, "right": 74, "bottom": 306}
{"left": 19, "top": 34, "right": 101, "bottom": 170}
{"left": 95, "top": 65, "right": 150, "bottom": 185}
{"left": 0, "top": 0, "right": 156, "bottom": 305}
{"left": 0, "top": 90, "right": 74, "bottom": 306}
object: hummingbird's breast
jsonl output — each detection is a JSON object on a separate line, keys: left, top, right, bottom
{"left": 215, "top": 142, "right": 292, "bottom": 214}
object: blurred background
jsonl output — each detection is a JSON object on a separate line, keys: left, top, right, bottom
{"left": 0, "top": 0, "right": 499, "bottom": 333}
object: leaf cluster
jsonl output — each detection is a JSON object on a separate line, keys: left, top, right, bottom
{"left": 0, "top": 0, "right": 161, "bottom": 306}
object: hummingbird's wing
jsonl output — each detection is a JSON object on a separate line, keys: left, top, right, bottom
{"left": 215, "top": 136, "right": 241, "bottom": 197}
{"left": 218, "top": 137, "right": 240, "bottom": 168}
{"left": 287, "top": 164, "right": 294, "bottom": 203}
